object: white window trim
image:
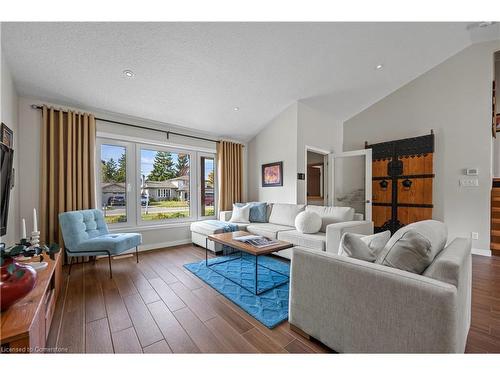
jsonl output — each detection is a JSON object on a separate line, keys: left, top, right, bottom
{"left": 136, "top": 143, "right": 197, "bottom": 226}
{"left": 96, "top": 138, "right": 136, "bottom": 229}
{"left": 97, "top": 136, "right": 217, "bottom": 229}
{"left": 197, "top": 152, "right": 217, "bottom": 220}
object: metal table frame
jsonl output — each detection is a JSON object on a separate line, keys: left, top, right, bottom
{"left": 205, "top": 237, "right": 289, "bottom": 295}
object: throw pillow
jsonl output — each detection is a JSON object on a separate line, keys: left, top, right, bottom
{"left": 268, "top": 203, "right": 305, "bottom": 227}
{"left": 235, "top": 202, "right": 267, "bottom": 223}
{"left": 360, "top": 230, "right": 392, "bottom": 256}
{"left": 305, "top": 206, "right": 355, "bottom": 232}
{"left": 295, "top": 211, "right": 322, "bottom": 234}
{"left": 338, "top": 231, "right": 391, "bottom": 262}
{"left": 376, "top": 220, "right": 448, "bottom": 274}
{"left": 229, "top": 203, "right": 251, "bottom": 223}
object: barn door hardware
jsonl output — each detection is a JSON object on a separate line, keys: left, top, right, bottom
{"left": 402, "top": 179, "right": 412, "bottom": 190}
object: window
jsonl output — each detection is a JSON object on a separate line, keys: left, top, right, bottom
{"left": 97, "top": 137, "right": 216, "bottom": 227}
{"left": 100, "top": 144, "right": 128, "bottom": 224}
{"left": 140, "top": 148, "right": 191, "bottom": 222}
{"left": 200, "top": 156, "right": 215, "bottom": 217}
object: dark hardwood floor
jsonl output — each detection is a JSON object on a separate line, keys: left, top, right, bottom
{"left": 46, "top": 246, "right": 500, "bottom": 353}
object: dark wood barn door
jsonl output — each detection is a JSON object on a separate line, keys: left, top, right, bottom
{"left": 366, "top": 133, "right": 434, "bottom": 234}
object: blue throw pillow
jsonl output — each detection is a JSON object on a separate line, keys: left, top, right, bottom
{"left": 235, "top": 202, "right": 267, "bottom": 223}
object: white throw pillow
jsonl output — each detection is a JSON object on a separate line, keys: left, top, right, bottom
{"left": 268, "top": 203, "right": 305, "bottom": 227}
{"left": 295, "top": 211, "right": 322, "bottom": 234}
{"left": 229, "top": 203, "right": 251, "bottom": 223}
{"left": 306, "top": 206, "right": 355, "bottom": 232}
{"left": 338, "top": 231, "right": 391, "bottom": 262}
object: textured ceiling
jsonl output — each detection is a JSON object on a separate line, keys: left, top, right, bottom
{"left": 1, "top": 22, "right": 476, "bottom": 141}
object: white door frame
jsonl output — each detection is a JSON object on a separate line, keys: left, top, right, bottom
{"left": 329, "top": 149, "right": 372, "bottom": 221}
{"left": 304, "top": 145, "right": 331, "bottom": 205}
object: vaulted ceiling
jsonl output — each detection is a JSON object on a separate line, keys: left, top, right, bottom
{"left": 1, "top": 22, "right": 484, "bottom": 140}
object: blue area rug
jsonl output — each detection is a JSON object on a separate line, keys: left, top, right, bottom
{"left": 184, "top": 254, "right": 290, "bottom": 328}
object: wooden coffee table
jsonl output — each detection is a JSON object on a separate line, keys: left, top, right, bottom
{"left": 206, "top": 231, "right": 293, "bottom": 295}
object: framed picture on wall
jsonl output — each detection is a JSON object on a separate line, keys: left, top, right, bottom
{"left": 262, "top": 161, "right": 283, "bottom": 187}
{"left": 1, "top": 123, "right": 13, "bottom": 148}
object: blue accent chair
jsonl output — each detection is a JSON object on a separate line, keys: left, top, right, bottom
{"left": 59, "top": 209, "right": 142, "bottom": 278}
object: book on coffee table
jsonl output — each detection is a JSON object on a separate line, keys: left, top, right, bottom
{"left": 233, "top": 234, "right": 279, "bottom": 248}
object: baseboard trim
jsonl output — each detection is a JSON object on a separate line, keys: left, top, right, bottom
{"left": 471, "top": 248, "right": 492, "bottom": 257}
{"left": 119, "top": 239, "right": 192, "bottom": 254}
{"left": 131, "top": 240, "right": 494, "bottom": 257}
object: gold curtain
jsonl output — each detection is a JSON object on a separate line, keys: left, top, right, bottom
{"left": 216, "top": 140, "right": 243, "bottom": 211}
{"left": 40, "top": 106, "right": 96, "bottom": 244}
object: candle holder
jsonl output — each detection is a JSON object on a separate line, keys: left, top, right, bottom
{"left": 30, "top": 231, "right": 40, "bottom": 247}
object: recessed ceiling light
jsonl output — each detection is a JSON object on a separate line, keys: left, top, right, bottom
{"left": 376, "top": 64, "right": 384, "bottom": 70}
{"left": 123, "top": 69, "right": 135, "bottom": 78}
{"left": 233, "top": 107, "right": 240, "bottom": 111}
{"left": 479, "top": 21, "right": 495, "bottom": 28}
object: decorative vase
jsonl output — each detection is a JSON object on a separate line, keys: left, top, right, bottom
{"left": 0, "top": 258, "right": 37, "bottom": 311}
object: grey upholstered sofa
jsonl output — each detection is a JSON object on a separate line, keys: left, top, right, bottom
{"left": 289, "top": 236, "right": 472, "bottom": 353}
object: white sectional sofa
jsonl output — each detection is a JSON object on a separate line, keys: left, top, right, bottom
{"left": 190, "top": 202, "right": 373, "bottom": 259}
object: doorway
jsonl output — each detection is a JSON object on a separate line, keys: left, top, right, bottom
{"left": 306, "top": 148, "right": 328, "bottom": 206}
{"left": 329, "top": 149, "right": 372, "bottom": 222}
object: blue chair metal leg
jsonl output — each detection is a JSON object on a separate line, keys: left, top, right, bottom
{"left": 68, "top": 256, "right": 73, "bottom": 276}
{"left": 107, "top": 251, "right": 113, "bottom": 279}
{"left": 135, "top": 246, "right": 139, "bottom": 263}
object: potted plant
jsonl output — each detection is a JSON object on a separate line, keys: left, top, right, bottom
{"left": 0, "top": 241, "right": 60, "bottom": 311}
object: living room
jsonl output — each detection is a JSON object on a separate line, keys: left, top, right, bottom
{"left": 1, "top": 1, "right": 500, "bottom": 372}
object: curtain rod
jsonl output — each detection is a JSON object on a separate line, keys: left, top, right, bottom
{"left": 31, "top": 104, "right": 225, "bottom": 145}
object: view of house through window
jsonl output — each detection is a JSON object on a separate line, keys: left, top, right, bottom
{"left": 140, "top": 148, "right": 190, "bottom": 221}
{"left": 99, "top": 140, "right": 215, "bottom": 226}
{"left": 201, "top": 156, "right": 215, "bottom": 216}
{"left": 100, "top": 144, "right": 127, "bottom": 224}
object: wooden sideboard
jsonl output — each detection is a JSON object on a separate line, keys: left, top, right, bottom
{"left": 1, "top": 252, "right": 62, "bottom": 353}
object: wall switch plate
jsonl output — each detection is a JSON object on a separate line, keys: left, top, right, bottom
{"left": 471, "top": 232, "right": 479, "bottom": 240}
{"left": 460, "top": 177, "right": 479, "bottom": 187}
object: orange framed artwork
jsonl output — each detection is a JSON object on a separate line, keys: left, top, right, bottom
{"left": 262, "top": 161, "right": 283, "bottom": 187}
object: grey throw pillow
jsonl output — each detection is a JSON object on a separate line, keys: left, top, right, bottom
{"left": 338, "top": 231, "right": 391, "bottom": 262}
{"left": 376, "top": 220, "right": 447, "bottom": 274}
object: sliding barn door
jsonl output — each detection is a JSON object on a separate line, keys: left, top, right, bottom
{"left": 367, "top": 133, "right": 434, "bottom": 234}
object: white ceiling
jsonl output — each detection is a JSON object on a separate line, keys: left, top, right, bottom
{"left": 0, "top": 22, "right": 480, "bottom": 141}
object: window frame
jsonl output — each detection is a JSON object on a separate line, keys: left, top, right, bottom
{"left": 136, "top": 143, "right": 198, "bottom": 226}
{"left": 197, "top": 152, "right": 217, "bottom": 220}
{"left": 96, "top": 138, "right": 136, "bottom": 229}
{"left": 96, "top": 135, "right": 217, "bottom": 229}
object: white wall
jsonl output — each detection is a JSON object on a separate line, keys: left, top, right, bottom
{"left": 248, "top": 103, "right": 298, "bottom": 203}
{"left": 247, "top": 101, "right": 342, "bottom": 205}
{"left": 296, "top": 102, "right": 341, "bottom": 204}
{"left": 18, "top": 96, "right": 247, "bottom": 250}
{"left": 344, "top": 40, "right": 500, "bottom": 252}
{"left": 0, "top": 44, "right": 20, "bottom": 245}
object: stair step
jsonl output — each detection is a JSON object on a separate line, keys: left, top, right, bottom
{"left": 490, "top": 243, "right": 500, "bottom": 251}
